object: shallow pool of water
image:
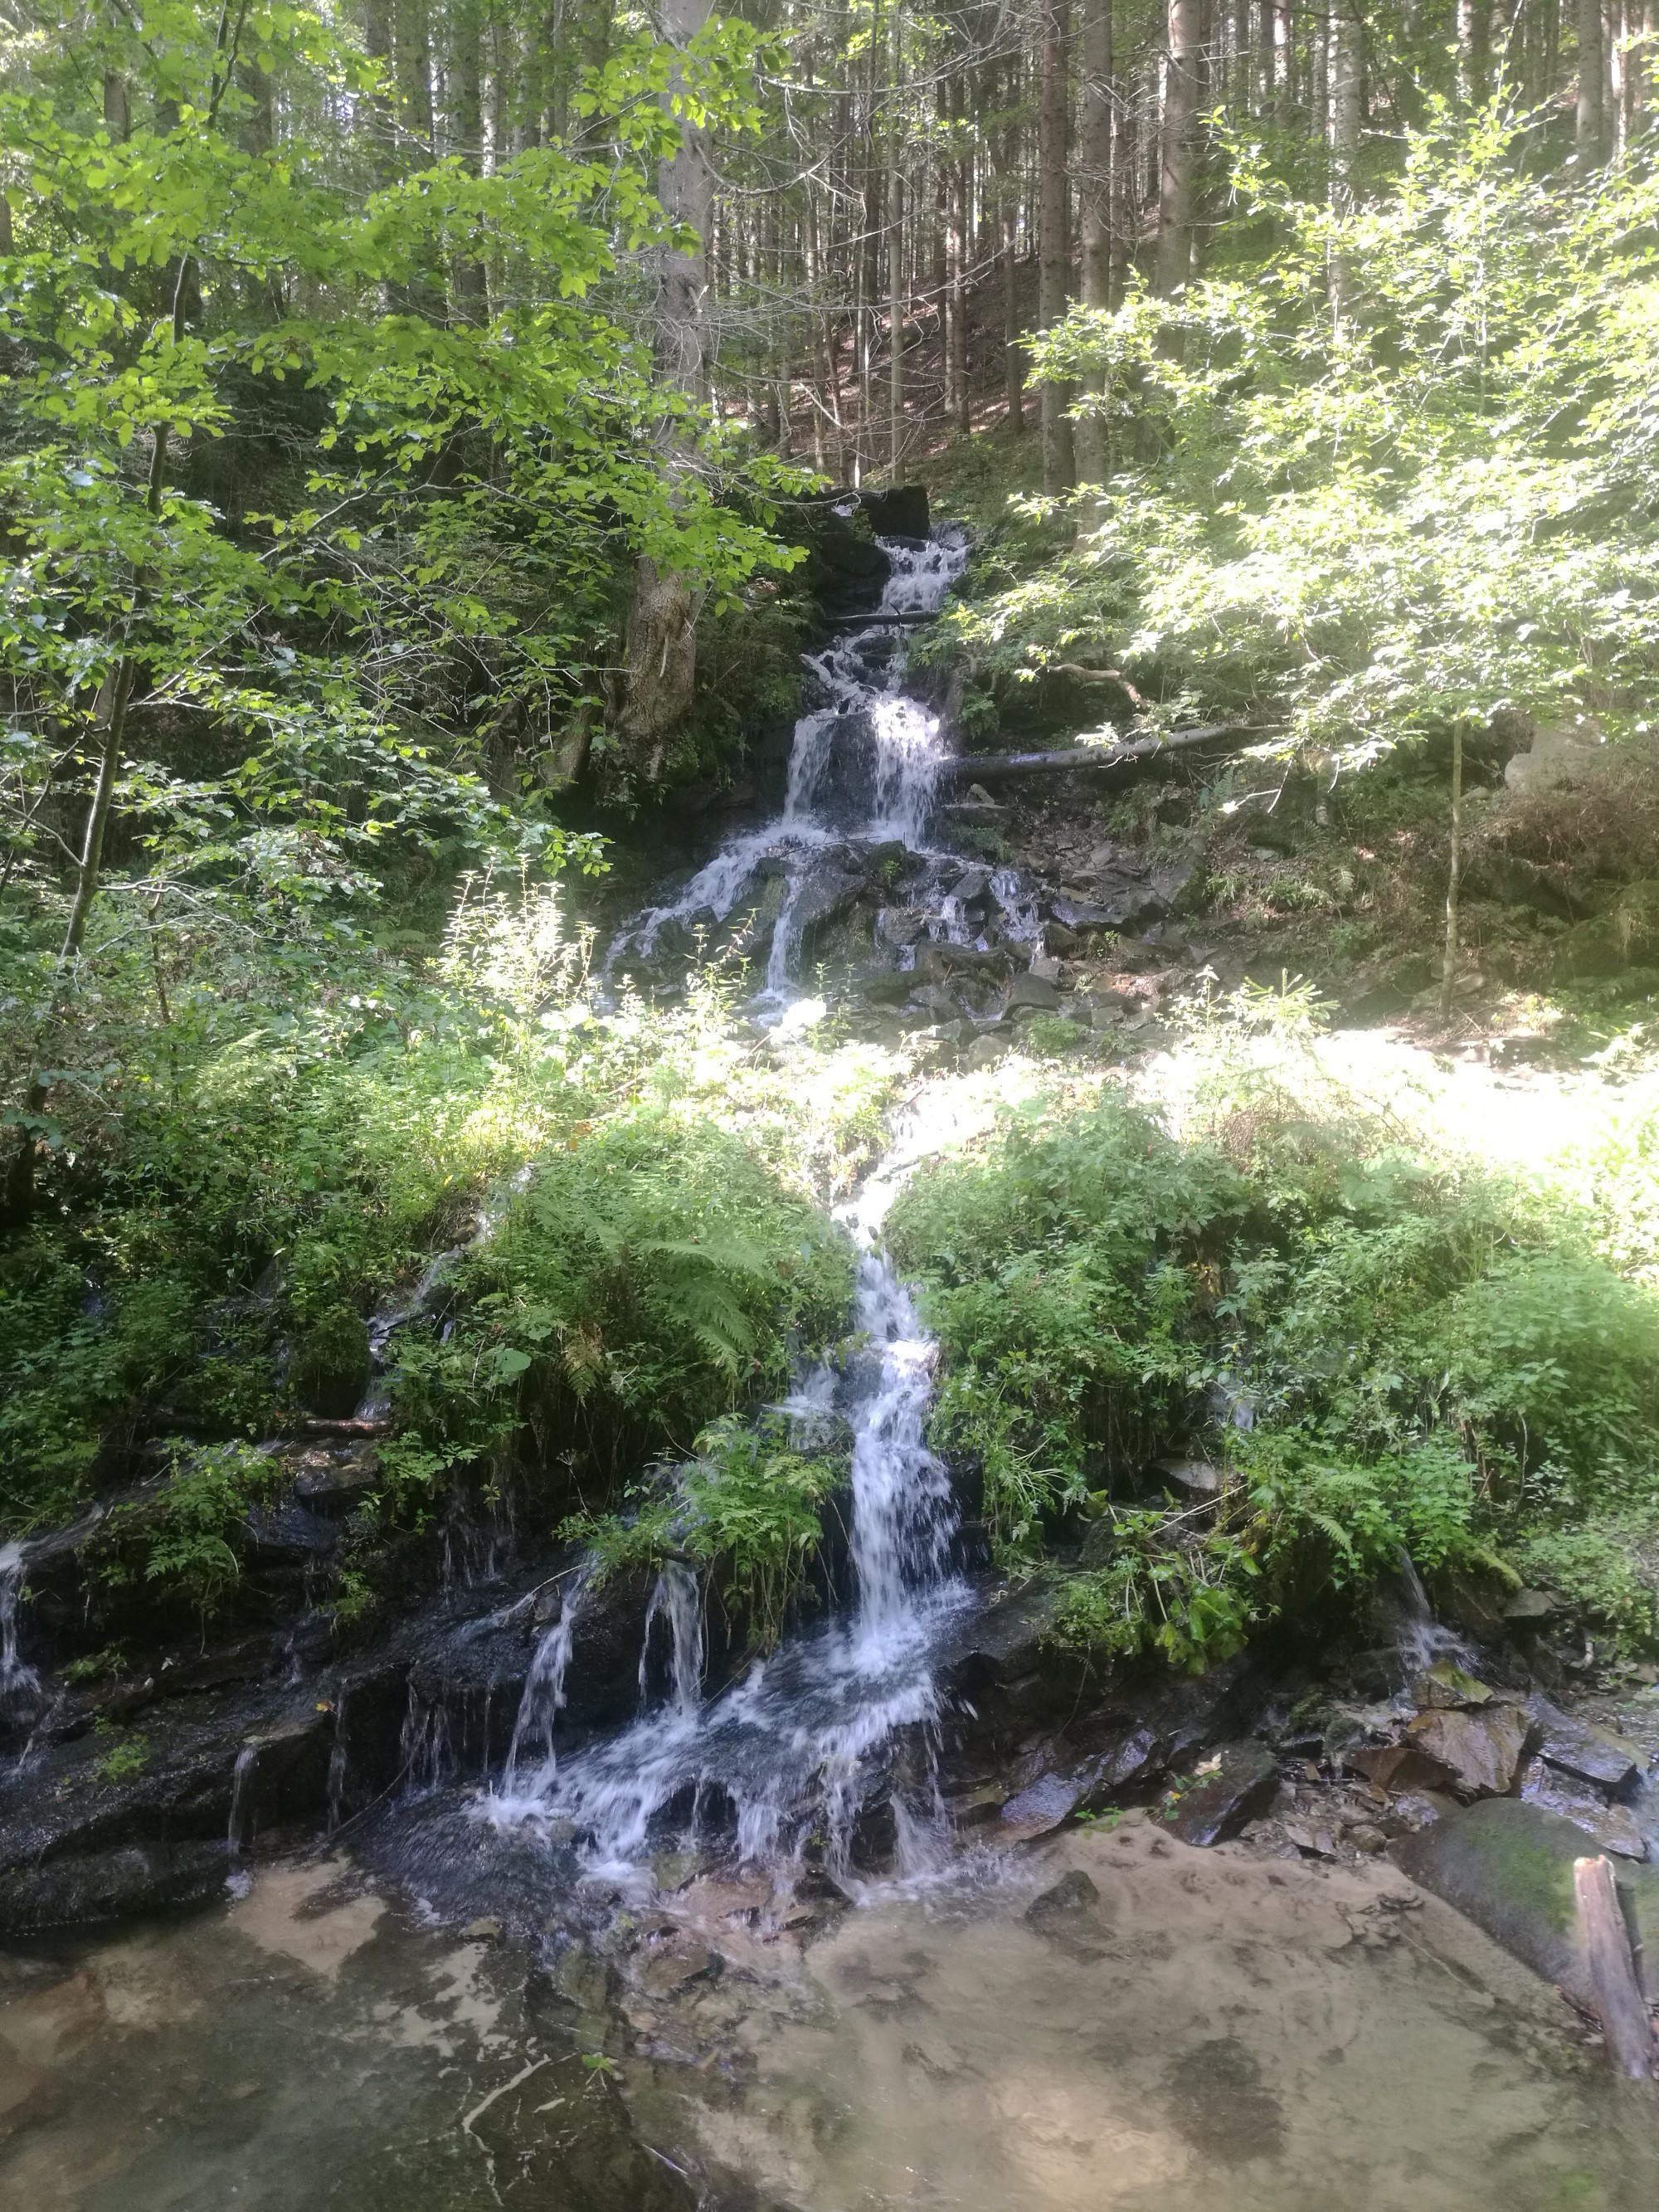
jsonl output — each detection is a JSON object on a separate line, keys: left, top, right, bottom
{"left": 0, "top": 1858, "right": 688, "bottom": 2212}
{"left": 626, "top": 1812, "right": 1659, "bottom": 2212}
{"left": 6, "top": 1817, "right": 1659, "bottom": 2212}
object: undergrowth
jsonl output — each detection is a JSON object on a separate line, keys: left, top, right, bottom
{"left": 888, "top": 991, "right": 1659, "bottom": 1669}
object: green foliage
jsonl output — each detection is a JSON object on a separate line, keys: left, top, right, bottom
{"left": 565, "top": 1412, "right": 847, "bottom": 1649}
{"left": 389, "top": 1111, "right": 853, "bottom": 1488}
{"left": 893, "top": 1063, "right": 1659, "bottom": 1664}
{"left": 888, "top": 1091, "right": 1249, "bottom": 1552}
{"left": 941, "top": 107, "right": 1659, "bottom": 768}
{"left": 93, "top": 1438, "right": 281, "bottom": 1618}
{"left": 90, "top": 1723, "right": 151, "bottom": 1783}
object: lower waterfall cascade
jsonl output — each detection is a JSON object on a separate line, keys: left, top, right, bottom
{"left": 484, "top": 525, "right": 996, "bottom": 1887}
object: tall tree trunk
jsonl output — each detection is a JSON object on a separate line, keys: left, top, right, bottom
{"left": 450, "top": 0, "right": 488, "bottom": 320}
{"left": 888, "top": 0, "right": 905, "bottom": 477}
{"left": 947, "top": 76, "right": 971, "bottom": 433}
{"left": 1000, "top": 115, "right": 1025, "bottom": 430}
{"left": 1328, "top": 0, "right": 1362, "bottom": 311}
{"left": 1331, "top": 0, "right": 1362, "bottom": 209}
{"left": 1039, "top": 0, "right": 1075, "bottom": 492}
{"left": 1578, "top": 0, "right": 1605, "bottom": 147}
{"left": 1158, "top": 0, "right": 1201, "bottom": 294}
{"left": 1074, "top": 0, "right": 1113, "bottom": 491}
{"left": 617, "top": 0, "right": 714, "bottom": 774}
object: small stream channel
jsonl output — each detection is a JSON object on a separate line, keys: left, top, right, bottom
{"left": 6, "top": 528, "right": 1659, "bottom": 2207}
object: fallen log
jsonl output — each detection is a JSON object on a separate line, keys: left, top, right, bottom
{"left": 1574, "top": 1853, "right": 1655, "bottom": 2079}
{"left": 939, "top": 722, "right": 1279, "bottom": 786}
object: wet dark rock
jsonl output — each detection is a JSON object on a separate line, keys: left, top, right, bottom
{"left": 1392, "top": 1797, "right": 1659, "bottom": 2011}
{"left": 999, "top": 1771, "right": 1086, "bottom": 1839}
{"left": 786, "top": 496, "right": 892, "bottom": 617}
{"left": 1161, "top": 2037, "right": 1285, "bottom": 2165}
{"left": 1516, "top": 1755, "right": 1646, "bottom": 1859}
{"left": 244, "top": 1501, "right": 340, "bottom": 1558}
{"left": 859, "top": 485, "right": 931, "bottom": 540}
{"left": 0, "top": 1839, "right": 233, "bottom": 1932}
{"left": 1024, "top": 1869, "right": 1104, "bottom": 1929}
{"left": 876, "top": 906, "right": 928, "bottom": 948}
{"left": 1168, "top": 1742, "right": 1280, "bottom": 1846}
{"left": 1404, "top": 1702, "right": 1527, "bottom": 1797}
{"left": 1525, "top": 1694, "right": 1642, "bottom": 1795}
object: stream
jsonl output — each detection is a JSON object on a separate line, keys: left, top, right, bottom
{"left": 6, "top": 528, "right": 1659, "bottom": 2208}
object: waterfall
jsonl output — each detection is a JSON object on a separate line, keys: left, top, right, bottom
{"left": 481, "top": 1242, "right": 966, "bottom": 1878}
{"left": 500, "top": 1577, "right": 586, "bottom": 1797}
{"left": 640, "top": 1562, "right": 704, "bottom": 1719}
{"left": 611, "top": 529, "right": 970, "bottom": 1006}
{"left": 228, "top": 1743, "right": 258, "bottom": 1856}
{"left": 479, "top": 524, "right": 980, "bottom": 1884}
{"left": 0, "top": 1542, "right": 39, "bottom": 1713}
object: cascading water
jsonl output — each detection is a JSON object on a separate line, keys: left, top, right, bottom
{"left": 612, "top": 529, "right": 970, "bottom": 1010}
{"left": 485, "top": 533, "right": 988, "bottom": 1882}
{"left": 486, "top": 1241, "right": 968, "bottom": 1879}
{"left": 0, "top": 1542, "right": 39, "bottom": 1716}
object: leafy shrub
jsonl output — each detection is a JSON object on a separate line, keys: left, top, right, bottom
{"left": 565, "top": 1412, "right": 848, "bottom": 1649}
{"left": 388, "top": 1108, "right": 854, "bottom": 1498}
{"left": 92, "top": 1440, "right": 283, "bottom": 1620}
{"left": 893, "top": 1073, "right": 1659, "bottom": 1663}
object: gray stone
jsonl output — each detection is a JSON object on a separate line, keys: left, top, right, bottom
{"left": 1404, "top": 1703, "right": 1528, "bottom": 1797}
{"left": 1503, "top": 1586, "right": 1568, "bottom": 1623}
{"left": 1525, "top": 1695, "right": 1642, "bottom": 1795}
{"left": 964, "top": 1032, "right": 1010, "bottom": 1070}
{"left": 1169, "top": 1742, "right": 1281, "bottom": 1847}
{"left": 1392, "top": 1797, "right": 1659, "bottom": 2011}
{"left": 1006, "top": 972, "right": 1062, "bottom": 1013}
{"left": 1155, "top": 1457, "right": 1221, "bottom": 1495}
{"left": 1024, "top": 1869, "right": 1103, "bottom": 1930}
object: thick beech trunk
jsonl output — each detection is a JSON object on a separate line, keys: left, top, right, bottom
{"left": 1157, "top": 0, "right": 1202, "bottom": 294}
{"left": 618, "top": 0, "right": 713, "bottom": 774}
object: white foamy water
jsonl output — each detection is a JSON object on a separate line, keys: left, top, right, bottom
{"left": 484, "top": 524, "right": 985, "bottom": 1883}
{"left": 0, "top": 1541, "right": 39, "bottom": 1712}
{"left": 611, "top": 529, "right": 969, "bottom": 1009}
{"left": 484, "top": 1240, "right": 968, "bottom": 1879}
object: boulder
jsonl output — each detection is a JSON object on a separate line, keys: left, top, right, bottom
{"left": 1024, "top": 1869, "right": 1107, "bottom": 1932}
{"left": 857, "top": 485, "right": 930, "bottom": 541}
{"left": 1155, "top": 1458, "right": 1221, "bottom": 1496}
{"left": 0, "top": 1840, "right": 233, "bottom": 1933}
{"left": 964, "top": 1031, "right": 1011, "bottom": 1070}
{"left": 1006, "top": 972, "right": 1062, "bottom": 1013}
{"left": 1410, "top": 1659, "right": 1495, "bottom": 1710}
{"left": 1168, "top": 1741, "right": 1280, "bottom": 1846}
{"left": 1517, "top": 1755, "right": 1647, "bottom": 1859}
{"left": 1525, "top": 1695, "right": 1642, "bottom": 1796}
{"left": 1392, "top": 1796, "right": 1659, "bottom": 2011}
{"left": 1404, "top": 1702, "right": 1527, "bottom": 1796}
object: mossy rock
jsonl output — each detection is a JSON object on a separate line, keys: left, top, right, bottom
{"left": 1613, "top": 881, "right": 1659, "bottom": 966}
{"left": 289, "top": 1305, "right": 371, "bottom": 1419}
{"left": 1392, "top": 1797, "right": 1659, "bottom": 2010}
{"left": 1552, "top": 917, "right": 1628, "bottom": 983}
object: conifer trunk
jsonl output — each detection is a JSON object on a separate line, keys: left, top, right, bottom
{"left": 1039, "top": 0, "right": 1075, "bottom": 491}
